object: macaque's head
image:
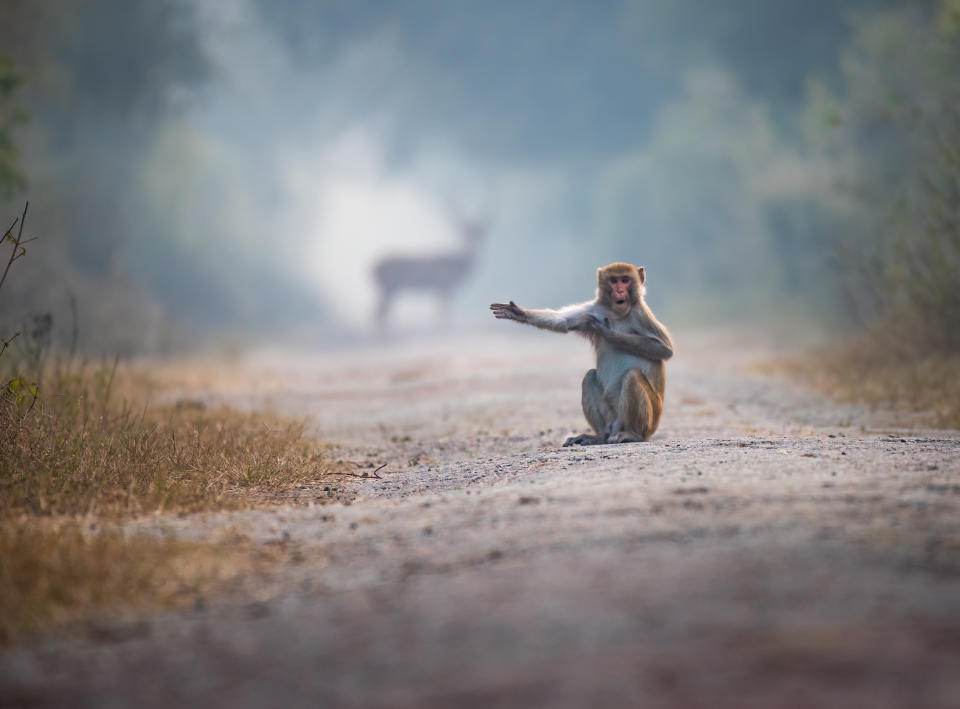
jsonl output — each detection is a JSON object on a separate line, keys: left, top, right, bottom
{"left": 597, "top": 262, "right": 645, "bottom": 316}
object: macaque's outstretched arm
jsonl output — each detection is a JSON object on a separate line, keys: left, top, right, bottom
{"left": 489, "top": 301, "right": 597, "bottom": 334}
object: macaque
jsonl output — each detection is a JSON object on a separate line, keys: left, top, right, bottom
{"left": 490, "top": 262, "right": 673, "bottom": 446}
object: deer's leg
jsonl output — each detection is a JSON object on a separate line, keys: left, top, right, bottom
{"left": 375, "top": 288, "right": 392, "bottom": 330}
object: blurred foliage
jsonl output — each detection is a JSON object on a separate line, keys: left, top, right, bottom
{"left": 0, "top": 0, "right": 210, "bottom": 353}
{"left": 1, "top": 0, "right": 330, "bottom": 350}
{"left": 593, "top": 68, "right": 831, "bottom": 313}
{"left": 0, "top": 58, "right": 28, "bottom": 200}
{"left": 804, "top": 0, "right": 960, "bottom": 352}
{"left": 251, "top": 0, "right": 922, "bottom": 158}
{"left": 940, "top": 0, "right": 960, "bottom": 33}
{"left": 1, "top": 0, "right": 209, "bottom": 269}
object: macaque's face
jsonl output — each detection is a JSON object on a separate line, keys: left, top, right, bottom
{"left": 608, "top": 275, "right": 633, "bottom": 315}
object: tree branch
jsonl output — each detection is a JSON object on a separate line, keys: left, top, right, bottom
{"left": 0, "top": 202, "right": 29, "bottom": 292}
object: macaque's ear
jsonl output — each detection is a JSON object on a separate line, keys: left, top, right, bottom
{"left": 637, "top": 266, "right": 646, "bottom": 284}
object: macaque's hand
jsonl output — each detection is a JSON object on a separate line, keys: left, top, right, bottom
{"left": 490, "top": 301, "right": 527, "bottom": 322}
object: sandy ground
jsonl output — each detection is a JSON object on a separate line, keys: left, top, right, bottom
{"left": 2, "top": 329, "right": 960, "bottom": 708}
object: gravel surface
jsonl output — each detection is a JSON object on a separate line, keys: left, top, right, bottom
{"left": 3, "top": 329, "right": 959, "bottom": 708}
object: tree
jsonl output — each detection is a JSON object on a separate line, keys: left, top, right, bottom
{"left": 805, "top": 1, "right": 960, "bottom": 349}
{"left": 0, "top": 58, "right": 27, "bottom": 200}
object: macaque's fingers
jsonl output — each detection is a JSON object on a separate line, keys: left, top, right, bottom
{"left": 490, "top": 301, "right": 526, "bottom": 321}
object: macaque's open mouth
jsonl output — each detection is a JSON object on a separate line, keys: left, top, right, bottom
{"left": 615, "top": 299, "right": 626, "bottom": 305}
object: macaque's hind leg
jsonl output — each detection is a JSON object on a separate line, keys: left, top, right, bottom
{"left": 582, "top": 369, "right": 613, "bottom": 435}
{"left": 607, "top": 369, "right": 663, "bottom": 443}
{"left": 563, "top": 369, "right": 612, "bottom": 447}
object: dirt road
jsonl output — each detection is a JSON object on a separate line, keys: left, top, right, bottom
{"left": 3, "top": 330, "right": 960, "bottom": 708}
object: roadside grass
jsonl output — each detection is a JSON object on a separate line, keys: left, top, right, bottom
{"left": 1, "top": 359, "right": 334, "bottom": 518}
{"left": 0, "top": 204, "right": 343, "bottom": 644}
{"left": 0, "top": 358, "right": 339, "bottom": 645}
{"left": 779, "top": 330, "right": 960, "bottom": 429}
{"left": 0, "top": 521, "right": 311, "bottom": 645}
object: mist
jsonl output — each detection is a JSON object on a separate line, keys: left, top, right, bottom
{"left": 1, "top": 0, "right": 950, "bottom": 351}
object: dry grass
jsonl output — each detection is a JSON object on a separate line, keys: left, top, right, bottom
{"left": 0, "top": 359, "right": 340, "bottom": 644}
{"left": 0, "top": 520, "right": 313, "bottom": 645}
{"left": 1, "top": 360, "right": 336, "bottom": 518}
{"left": 779, "top": 330, "right": 960, "bottom": 429}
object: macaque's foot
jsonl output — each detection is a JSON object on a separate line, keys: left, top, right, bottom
{"left": 563, "top": 433, "right": 608, "bottom": 447}
{"left": 606, "top": 431, "right": 645, "bottom": 444}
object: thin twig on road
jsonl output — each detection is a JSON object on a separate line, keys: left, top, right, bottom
{"left": 329, "top": 462, "right": 389, "bottom": 480}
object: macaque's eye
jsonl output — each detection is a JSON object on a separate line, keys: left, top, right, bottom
{"left": 620, "top": 276, "right": 632, "bottom": 284}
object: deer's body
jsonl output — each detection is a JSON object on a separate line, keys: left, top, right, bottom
{"left": 373, "top": 218, "right": 485, "bottom": 330}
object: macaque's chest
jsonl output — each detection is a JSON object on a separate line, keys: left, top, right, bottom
{"left": 595, "top": 319, "right": 662, "bottom": 394}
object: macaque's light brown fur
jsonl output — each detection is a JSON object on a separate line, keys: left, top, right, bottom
{"left": 490, "top": 262, "right": 674, "bottom": 446}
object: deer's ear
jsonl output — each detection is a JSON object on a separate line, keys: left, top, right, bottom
{"left": 637, "top": 266, "right": 645, "bottom": 284}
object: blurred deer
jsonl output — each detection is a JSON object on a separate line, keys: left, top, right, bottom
{"left": 373, "top": 210, "right": 488, "bottom": 331}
